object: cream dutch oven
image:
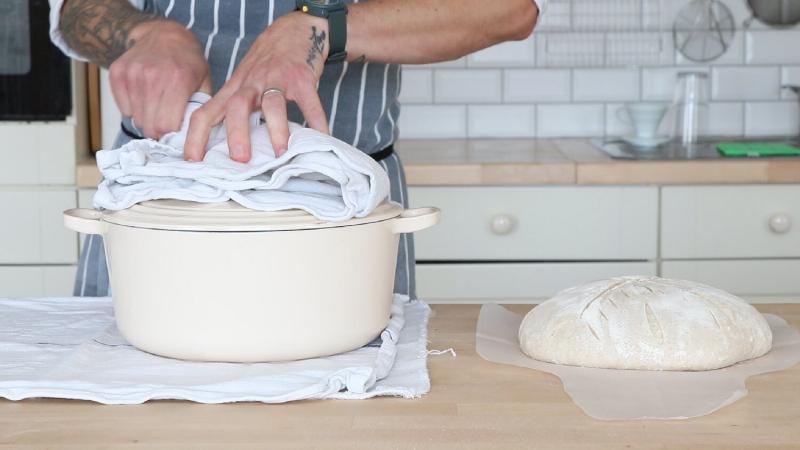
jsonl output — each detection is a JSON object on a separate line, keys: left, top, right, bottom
{"left": 63, "top": 200, "right": 439, "bottom": 363}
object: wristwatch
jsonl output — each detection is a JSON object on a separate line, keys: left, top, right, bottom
{"left": 295, "top": 0, "right": 348, "bottom": 64}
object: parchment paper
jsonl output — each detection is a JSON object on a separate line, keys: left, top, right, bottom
{"left": 476, "top": 304, "right": 800, "bottom": 420}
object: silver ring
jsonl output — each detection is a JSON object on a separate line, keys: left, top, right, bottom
{"left": 261, "top": 87, "right": 285, "bottom": 100}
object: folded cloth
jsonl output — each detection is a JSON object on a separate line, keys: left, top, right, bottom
{"left": 94, "top": 93, "right": 390, "bottom": 222}
{"left": 0, "top": 294, "right": 430, "bottom": 404}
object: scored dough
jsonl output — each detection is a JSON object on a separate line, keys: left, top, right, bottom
{"left": 518, "top": 276, "right": 773, "bottom": 371}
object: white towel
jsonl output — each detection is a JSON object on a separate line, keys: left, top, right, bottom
{"left": 93, "top": 93, "right": 391, "bottom": 222}
{"left": 0, "top": 294, "right": 430, "bottom": 404}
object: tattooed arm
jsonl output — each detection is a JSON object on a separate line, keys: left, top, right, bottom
{"left": 59, "top": 0, "right": 156, "bottom": 67}
{"left": 58, "top": 0, "right": 210, "bottom": 138}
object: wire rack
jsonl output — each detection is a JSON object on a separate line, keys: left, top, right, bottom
{"left": 535, "top": 0, "right": 671, "bottom": 67}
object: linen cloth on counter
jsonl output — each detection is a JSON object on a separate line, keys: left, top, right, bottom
{"left": 93, "top": 93, "right": 390, "bottom": 222}
{"left": 0, "top": 295, "right": 430, "bottom": 404}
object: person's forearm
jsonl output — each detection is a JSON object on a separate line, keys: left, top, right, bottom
{"left": 347, "top": 0, "right": 539, "bottom": 64}
{"left": 59, "top": 0, "right": 161, "bottom": 67}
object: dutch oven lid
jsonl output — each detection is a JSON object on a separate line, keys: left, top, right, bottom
{"left": 101, "top": 199, "right": 404, "bottom": 232}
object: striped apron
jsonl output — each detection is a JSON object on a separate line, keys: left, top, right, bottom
{"left": 75, "top": 0, "right": 416, "bottom": 297}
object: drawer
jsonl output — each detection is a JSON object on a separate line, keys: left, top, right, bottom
{"left": 662, "top": 259, "right": 800, "bottom": 300}
{"left": 662, "top": 185, "right": 800, "bottom": 259}
{"left": 0, "top": 265, "right": 76, "bottom": 298}
{"left": 416, "top": 262, "right": 657, "bottom": 302}
{"left": 409, "top": 186, "right": 658, "bottom": 261}
{"left": 0, "top": 123, "right": 77, "bottom": 185}
{"left": 0, "top": 189, "right": 78, "bottom": 264}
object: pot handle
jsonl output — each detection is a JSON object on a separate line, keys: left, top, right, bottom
{"left": 64, "top": 209, "right": 108, "bottom": 235}
{"left": 391, "top": 207, "right": 440, "bottom": 234}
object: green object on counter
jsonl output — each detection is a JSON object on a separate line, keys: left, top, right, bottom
{"left": 717, "top": 142, "right": 800, "bottom": 157}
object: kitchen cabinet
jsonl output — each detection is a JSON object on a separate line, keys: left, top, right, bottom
{"left": 412, "top": 184, "right": 800, "bottom": 303}
{"left": 417, "top": 262, "right": 656, "bottom": 301}
{"left": 0, "top": 189, "right": 78, "bottom": 298}
{"left": 411, "top": 186, "right": 660, "bottom": 302}
{"left": 411, "top": 186, "right": 658, "bottom": 261}
{"left": 0, "top": 190, "right": 78, "bottom": 264}
{"left": 662, "top": 259, "right": 800, "bottom": 301}
{"left": 0, "top": 266, "right": 75, "bottom": 298}
{"left": 662, "top": 185, "right": 800, "bottom": 259}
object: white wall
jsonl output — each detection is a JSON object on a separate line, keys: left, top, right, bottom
{"left": 398, "top": 0, "right": 800, "bottom": 139}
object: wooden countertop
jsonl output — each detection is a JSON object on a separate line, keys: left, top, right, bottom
{"left": 75, "top": 138, "right": 800, "bottom": 188}
{"left": 2, "top": 303, "right": 799, "bottom": 449}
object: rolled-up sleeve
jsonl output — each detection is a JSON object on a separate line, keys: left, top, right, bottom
{"left": 533, "top": 0, "right": 547, "bottom": 24}
{"left": 48, "top": 0, "right": 146, "bottom": 61}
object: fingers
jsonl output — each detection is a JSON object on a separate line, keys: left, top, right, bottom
{"left": 156, "top": 68, "right": 199, "bottom": 136}
{"left": 261, "top": 90, "right": 290, "bottom": 157}
{"left": 183, "top": 93, "right": 227, "bottom": 161}
{"left": 293, "top": 84, "right": 329, "bottom": 135}
{"left": 127, "top": 66, "right": 146, "bottom": 135}
{"left": 108, "top": 60, "right": 132, "bottom": 117}
{"left": 140, "top": 68, "right": 165, "bottom": 139}
{"left": 224, "top": 88, "right": 259, "bottom": 162}
{"left": 199, "top": 74, "right": 213, "bottom": 95}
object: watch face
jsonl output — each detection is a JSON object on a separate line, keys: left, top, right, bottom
{"left": 309, "top": 0, "right": 340, "bottom": 5}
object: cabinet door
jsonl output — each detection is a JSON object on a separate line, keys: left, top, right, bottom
{"left": 410, "top": 186, "right": 658, "bottom": 261}
{"left": 0, "top": 190, "right": 78, "bottom": 263}
{"left": 0, "top": 266, "right": 76, "bottom": 298}
{"left": 662, "top": 259, "right": 800, "bottom": 301}
{"left": 661, "top": 185, "right": 800, "bottom": 259}
{"left": 416, "top": 262, "right": 657, "bottom": 303}
{"left": 0, "top": 123, "right": 77, "bottom": 185}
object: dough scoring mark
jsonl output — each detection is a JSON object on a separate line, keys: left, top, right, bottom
{"left": 644, "top": 302, "right": 664, "bottom": 344}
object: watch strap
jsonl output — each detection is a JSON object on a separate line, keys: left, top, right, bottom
{"left": 325, "top": 8, "right": 347, "bottom": 63}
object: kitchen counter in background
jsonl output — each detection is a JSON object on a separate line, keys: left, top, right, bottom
{"left": 75, "top": 138, "right": 800, "bottom": 188}
{"left": 2, "top": 302, "right": 799, "bottom": 449}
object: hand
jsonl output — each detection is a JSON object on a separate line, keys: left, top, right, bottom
{"left": 183, "top": 12, "right": 331, "bottom": 162}
{"left": 109, "top": 20, "right": 211, "bottom": 139}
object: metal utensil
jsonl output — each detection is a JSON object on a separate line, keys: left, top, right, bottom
{"left": 673, "top": 0, "right": 735, "bottom": 62}
{"left": 746, "top": 0, "right": 800, "bottom": 27}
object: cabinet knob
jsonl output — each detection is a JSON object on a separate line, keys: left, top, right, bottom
{"left": 768, "top": 213, "right": 792, "bottom": 234}
{"left": 490, "top": 214, "right": 516, "bottom": 235}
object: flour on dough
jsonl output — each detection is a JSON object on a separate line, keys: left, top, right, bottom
{"left": 518, "top": 276, "right": 773, "bottom": 371}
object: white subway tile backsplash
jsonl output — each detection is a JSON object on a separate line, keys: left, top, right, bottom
{"left": 398, "top": 105, "right": 467, "bottom": 139}
{"left": 537, "top": 104, "right": 605, "bottom": 137}
{"left": 708, "top": 102, "right": 745, "bottom": 136}
{"left": 504, "top": 69, "right": 571, "bottom": 103}
{"left": 745, "top": 102, "right": 800, "bottom": 137}
{"left": 415, "top": 57, "right": 467, "bottom": 69}
{"left": 396, "top": 3, "right": 799, "bottom": 140}
{"left": 434, "top": 70, "right": 502, "bottom": 104}
{"left": 398, "top": 69, "right": 433, "bottom": 104}
{"left": 468, "top": 37, "right": 535, "bottom": 67}
{"left": 782, "top": 67, "right": 800, "bottom": 99}
{"left": 573, "top": 69, "right": 639, "bottom": 101}
{"left": 711, "top": 67, "right": 781, "bottom": 100}
{"left": 746, "top": 30, "right": 800, "bottom": 65}
{"left": 642, "top": 67, "right": 709, "bottom": 101}
{"left": 468, "top": 105, "right": 536, "bottom": 138}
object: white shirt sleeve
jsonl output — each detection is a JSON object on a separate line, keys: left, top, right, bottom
{"left": 533, "top": 0, "right": 547, "bottom": 24}
{"left": 48, "top": 0, "right": 147, "bottom": 61}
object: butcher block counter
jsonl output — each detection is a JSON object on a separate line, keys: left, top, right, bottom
{"left": 2, "top": 303, "right": 799, "bottom": 449}
{"left": 75, "top": 138, "right": 800, "bottom": 188}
